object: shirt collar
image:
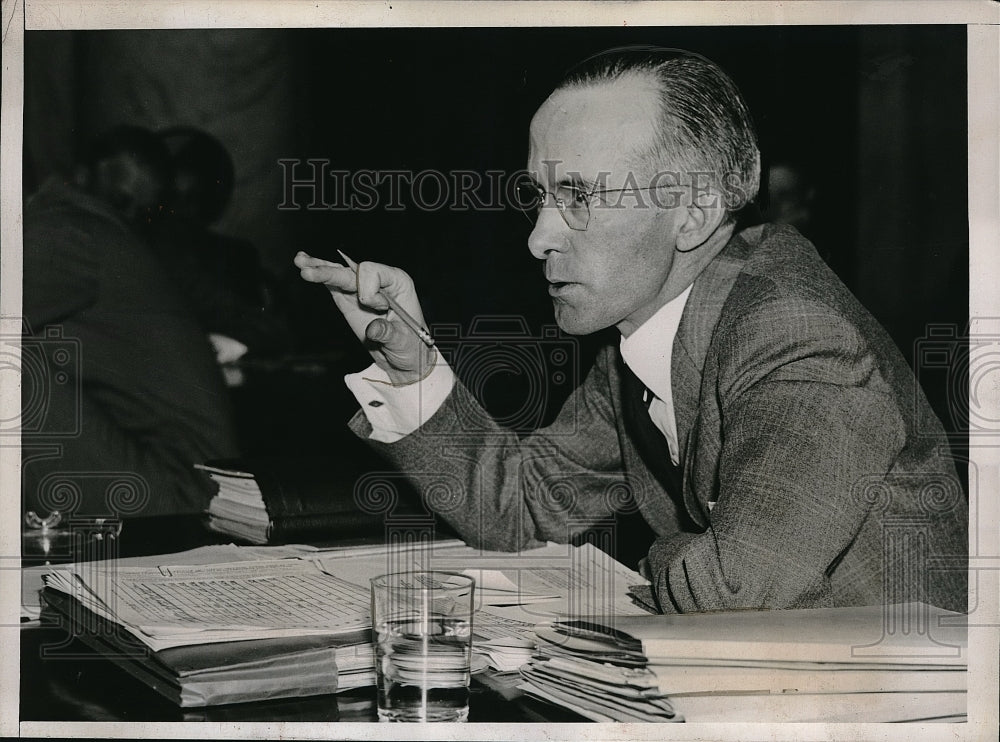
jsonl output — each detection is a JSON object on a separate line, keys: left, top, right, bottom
{"left": 619, "top": 284, "right": 693, "bottom": 402}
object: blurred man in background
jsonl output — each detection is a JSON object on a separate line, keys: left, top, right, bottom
{"left": 22, "top": 125, "right": 239, "bottom": 520}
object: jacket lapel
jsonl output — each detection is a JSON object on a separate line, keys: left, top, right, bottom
{"left": 672, "top": 227, "right": 755, "bottom": 520}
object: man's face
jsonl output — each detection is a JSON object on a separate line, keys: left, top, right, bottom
{"left": 94, "top": 154, "right": 164, "bottom": 230}
{"left": 526, "top": 75, "right": 686, "bottom": 337}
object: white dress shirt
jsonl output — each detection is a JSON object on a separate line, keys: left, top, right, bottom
{"left": 344, "top": 354, "right": 455, "bottom": 444}
{"left": 618, "top": 284, "right": 693, "bottom": 466}
{"left": 346, "top": 284, "right": 693, "bottom": 450}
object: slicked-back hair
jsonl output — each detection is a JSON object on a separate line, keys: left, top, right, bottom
{"left": 159, "top": 126, "right": 236, "bottom": 225}
{"left": 558, "top": 46, "right": 761, "bottom": 215}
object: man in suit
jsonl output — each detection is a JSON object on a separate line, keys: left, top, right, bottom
{"left": 296, "top": 48, "right": 967, "bottom": 613}
{"left": 22, "top": 126, "right": 239, "bottom": 519}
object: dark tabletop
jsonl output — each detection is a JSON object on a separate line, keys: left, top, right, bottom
{"left": 19, "top": 625, "right": 584, "bottom": 723}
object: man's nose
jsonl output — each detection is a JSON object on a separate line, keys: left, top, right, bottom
{"left": 527, "top": 203, "right": 567, "bottom": 260}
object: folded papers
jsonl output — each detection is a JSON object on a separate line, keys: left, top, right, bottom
{"left": 41, "top": 587, "right": 375, "bottom": 707}
{"left": 519, "top": 603, "right": 968, "bottom": 723}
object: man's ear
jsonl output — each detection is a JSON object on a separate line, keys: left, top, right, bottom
{"left": 675, "top": 188, "right": 729, "bottom": 253}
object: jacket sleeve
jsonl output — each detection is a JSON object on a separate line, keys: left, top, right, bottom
{"left": 647, "top": 297, "right": 907, "bottom": 612}
{"left": 22, "top": 383, "right": 219, "bottom": 517}
{"left": 349, "top": 347, "right": 630, "bottom": 551}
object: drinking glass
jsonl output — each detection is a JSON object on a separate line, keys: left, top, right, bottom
{"left": 370, "top": 571, "right": 475, "bottom": 722}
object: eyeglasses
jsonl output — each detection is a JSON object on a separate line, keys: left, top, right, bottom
{"left": 514, "top": 179, "right": 681, "bottom": 231}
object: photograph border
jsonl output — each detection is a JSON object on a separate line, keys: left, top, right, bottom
{"left": 2, "top": 2, "right": 998, "bottom": 740}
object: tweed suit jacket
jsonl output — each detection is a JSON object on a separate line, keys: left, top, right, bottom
{"left": 350, "top": 223, "right": 968, "bottom": 613}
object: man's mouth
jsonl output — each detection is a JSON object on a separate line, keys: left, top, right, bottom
{"left": 547, "top": 281, "right": 576, "bottom": 297}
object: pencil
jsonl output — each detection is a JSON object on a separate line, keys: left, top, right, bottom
{"left": 336, "top": 249, "right": 435, "bottom": 347}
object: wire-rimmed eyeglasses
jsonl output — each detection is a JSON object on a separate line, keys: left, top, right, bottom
{"left": 514, "top": 179, "right": 682, "bottom": 231}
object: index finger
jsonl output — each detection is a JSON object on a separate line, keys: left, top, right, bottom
{"left": 294, "top": 251, "right": 342, "bottom": 269}
{"left": 294, "top": 251, "right": 357, "bottom": 292}
{"left": 355, "top": 261, "right": 418, "bottom": 312}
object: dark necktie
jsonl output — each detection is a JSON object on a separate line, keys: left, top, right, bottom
{"left": 617, "top": 352, "right": 684, "bottom": 501}
{"left": 575, "top": 352, "right": 683, "bottom": 571}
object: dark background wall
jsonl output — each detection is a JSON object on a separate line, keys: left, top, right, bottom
{"left": 22, "top": 26, "right": 969, "bottom": 458}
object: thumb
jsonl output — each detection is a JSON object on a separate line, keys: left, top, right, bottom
{"left": 365, "top": 317, "right": 419, "bottom": 359}
{"left": 365, "top": 317, "right": 425, "bottom": 379}
{"left": 365, "top": 317, "right": 397, "bottom": 346}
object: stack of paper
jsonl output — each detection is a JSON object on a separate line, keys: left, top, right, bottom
{"left": 433, "top": 542, "right": 654, "bottom": 672}
{"left": 476, "top": 636, "right": 537, "bottom": 672}
{"left": 42, "top": 587, "right": 376, "bottom": 706}
{"left": 519, "top": 603, "right": 968, "bottom": 723}
{"left": 44, "top": 557, "right": 374, "bottom": 650}
{"left": 198, "top": 463, "right": 270, "bottom": 543}
{"left": 196, "top": 459, "right": 393, "bottom": 545}
{"left": 41, "top": 555, "right": 380, "bottom": 706}
{"left": 36, "top": 539, "right": 647, "bottom": 707}
{"left": 522, "top": 621, "right": 682, "bottom": 721}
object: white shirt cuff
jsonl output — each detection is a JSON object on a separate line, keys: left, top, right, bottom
{"left": 344, "top": 355, "right": 456, "bottom": 443}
